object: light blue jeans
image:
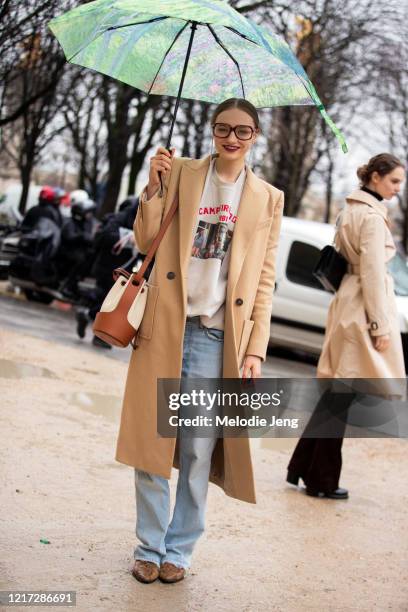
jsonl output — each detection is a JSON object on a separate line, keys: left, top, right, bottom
{"left": 134, "top": 316, "right": 224, "bottom": 569}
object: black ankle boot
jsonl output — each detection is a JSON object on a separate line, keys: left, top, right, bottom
{"left": 286, "top": 470, "right": 300, "bottom": 486}
{"left": 306, "top": 487, "right": 349, "bottom": 499}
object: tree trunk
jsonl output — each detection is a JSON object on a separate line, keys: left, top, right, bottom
{"left": 99, "top": 155, "right": 128, "bottom": 217}
{"left": 98, "top": 83, "right": 133, "bottom": 218}
{"left": 324, "top": 154, "right": 334, "bottom": 224}
{"left": 127, "top": 147, "right": 146, "bottom": 196}
{"left": 127, "top": 97, "right": 169, "bottom": 195}
{"left": 78, "top": 156, "right": 87, "bottom": 190}
{"left": 18, "top": 153, "right": 35, "bottom": 214}
{"left": 19, "top": 168, "right": 32, "bottom": 215}
{"left": 265, "top": 107, "right": 318, "bottom": 217}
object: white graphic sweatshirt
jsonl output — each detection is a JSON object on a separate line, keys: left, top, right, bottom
{"left": 186, "top": 158, "right": 247, "bottom": 330}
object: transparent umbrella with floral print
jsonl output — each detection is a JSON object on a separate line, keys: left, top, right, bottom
{"left": 49, "top": 0, "right": 347, "bottom": 152}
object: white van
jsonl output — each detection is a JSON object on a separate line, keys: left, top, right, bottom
{"left": 270, "top": 216, "right": 408, "bottom": 366}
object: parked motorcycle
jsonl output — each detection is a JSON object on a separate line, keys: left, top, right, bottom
{"left": 9, "top": 214, "right": 97, "bottom": 306}
{"left": 0, "top": 224, "right": 21, "bottom": 280}
{"left": 0, "top": 198, "right": 23, "bottom": 280}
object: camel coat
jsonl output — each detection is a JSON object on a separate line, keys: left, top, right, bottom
{"left": 115, "top": 154, "right": 284, "bottom": 503}
{"left": 317, "top": 189, "right": 405, "bottom": 391}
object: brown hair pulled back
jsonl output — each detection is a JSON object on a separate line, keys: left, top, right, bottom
{"left": 357, "top": 153, "right": 404, "bottom": 186}
{"left": 211, "top": 98, "right": 261, "bottom": 132}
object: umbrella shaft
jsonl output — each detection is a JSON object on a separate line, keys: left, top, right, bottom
{"left": 166, "top": 21, "right": 198, "bottom": 150}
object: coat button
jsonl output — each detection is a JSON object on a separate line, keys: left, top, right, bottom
{"left": 235, "top": 298, "right": 244, "bottom": 306}
{"left": 167, "top": 271, "right": 176, "bottom": 279}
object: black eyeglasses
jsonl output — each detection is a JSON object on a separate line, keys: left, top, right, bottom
{"left": 212, "top": 123, "right": 257, "bottom": 141}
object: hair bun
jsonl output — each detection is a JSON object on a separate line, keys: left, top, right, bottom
{"left": 356, "top": 154, "right": 403, "bottom": 186}
{"left": 357, "top": 164, "right": 369, "bottom": 182}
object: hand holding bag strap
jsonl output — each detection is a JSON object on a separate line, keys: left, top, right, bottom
{"left": 132, "top": 190, "right": 179, "bottom": 282}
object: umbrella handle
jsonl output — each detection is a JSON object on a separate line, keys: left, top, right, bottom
{"left": 158, "top": 147, "right": 173, "bottom": 196}
{"left": 159, "top": 172, "right": 164, "bottom": 196}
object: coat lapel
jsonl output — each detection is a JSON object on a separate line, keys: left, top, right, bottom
{"left": 178, "top": 155, "right": 211, "bottom": 276}
{"left": 227, "top": 166, "right": 269, "bottom": 295}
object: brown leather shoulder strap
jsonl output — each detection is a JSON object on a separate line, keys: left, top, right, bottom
{"left": 133, "top": 190, "right": 179, "bottom": 281}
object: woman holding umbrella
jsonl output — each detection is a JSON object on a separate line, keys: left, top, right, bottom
{"left": 49, "top": 0, "right": 350, "bottom": 586}
{"left": 116, "top": 97, "right": 284, "bottom": 584}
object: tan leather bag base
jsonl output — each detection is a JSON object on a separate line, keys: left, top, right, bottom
{"left": 93, "top": 277, "right": 146, "bottom": 348}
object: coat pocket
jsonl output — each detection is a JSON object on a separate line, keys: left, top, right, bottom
{"left": 238, "top": 319, "right": 255, "bottom": 368}
{"left": 138, "top": 284, "right": 159, "bottom": 340}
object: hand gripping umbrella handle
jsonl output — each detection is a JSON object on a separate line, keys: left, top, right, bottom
{"left": 159, "top": 147, "right": 173, "bottom": 197}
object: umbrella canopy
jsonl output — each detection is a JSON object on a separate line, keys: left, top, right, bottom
{"left": 49, "top": 0, "right": 347, "bottom": 152}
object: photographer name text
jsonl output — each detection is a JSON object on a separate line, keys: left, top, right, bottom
{"left": 168, "top": 415, "right": 299, "bottom": 428}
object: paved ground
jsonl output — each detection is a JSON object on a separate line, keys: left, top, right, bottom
{"left": 1, "top": 288, "right": 407, "bottom": 611}
{"left": 0, "top": 282, "right": 318, "bottom": 375}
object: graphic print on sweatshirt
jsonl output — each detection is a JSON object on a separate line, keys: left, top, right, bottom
{"left": 192, "top": 219, "right": 234, "bottom": 262}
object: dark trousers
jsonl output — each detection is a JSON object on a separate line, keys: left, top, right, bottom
{"left": 288, "top": 388, "right": 356, "bottom": 492}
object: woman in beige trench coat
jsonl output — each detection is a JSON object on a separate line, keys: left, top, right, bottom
{"left": 116, "top": 98, "right": 284, "bottom": 583}
{"left": 287, "top": 153, "right": 406, "bottom": 500}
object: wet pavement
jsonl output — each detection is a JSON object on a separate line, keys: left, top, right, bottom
{"left": 0, "top": 284, "right": 132, "bottom": 363}
{"left": 0, "top": 282, "right": 317, "bottom": 375}
{"left": 63, "top": 391, "right": 122, "bottom": 423}
{"left": 1, "top": 286, "right": 408, "bottom": 611}
{"left": 0, "top": 358, "right": 58, "bottom": 380}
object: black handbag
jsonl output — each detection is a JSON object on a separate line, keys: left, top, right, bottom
{"left": 313, "top": 244, "right": 348, "bottom": 293}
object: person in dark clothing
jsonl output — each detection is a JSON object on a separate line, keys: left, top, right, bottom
{"left": 75, "top": 196, "right": 140, "bottom": 348}
{"left": 287, "top": 388, "right": 357, "bottom": 498}
{"left": 22, "top": 186, "right": 64, "bottom": 231}
{"left": 59, "top": 199, "right": 97, "bottom": 296}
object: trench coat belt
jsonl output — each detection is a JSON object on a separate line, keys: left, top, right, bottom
{"left": 347, "top": 263, "right": 360, "bottom": 275}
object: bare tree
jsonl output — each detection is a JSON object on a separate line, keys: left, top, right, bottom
{"left": 178, "top": 100, "right": 212, "bottom": 159}
{"left": 377, "top": 7, "right": 408, "bottom": 250}
{"left": 63, "top": 73, "right": 108, "bottom": 200}
{"left": 0, "top": 28, "right": 81, "bottom": 212}
{"left": 0, "top": 0, "right": 75, "bottom": 127}
{"left": 97, "top": 84, "right": 178, "bottom": 217}
{"left": 258, "top": 0, "right": 400, "bottom": 217}
{"left": 127, "top": 96, "right": 173, "bottom": 196}
{"left": 2, "top": 0, "right": 405, "bottom": 223}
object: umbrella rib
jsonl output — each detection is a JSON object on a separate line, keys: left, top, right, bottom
{"left": 206, "top": 24, "right": 245, "bottom": 98}
{"left": 225, "top": 26, "right": 259, "bottom": 46}
{"left": 148, "top": 21, "right": 189, "bottom": 95}
{"left": 105, "top": 15, "right": 168, "bottom": 32}
{"left": 67, "top": 16, "right": 168, "bottom": 62}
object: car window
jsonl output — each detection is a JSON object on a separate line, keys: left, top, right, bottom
{"left": 388, "top": 252, "right": 408, "bottom": 296}
{"left": 286, "top": 240, "right": 323, "bottom": 290}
